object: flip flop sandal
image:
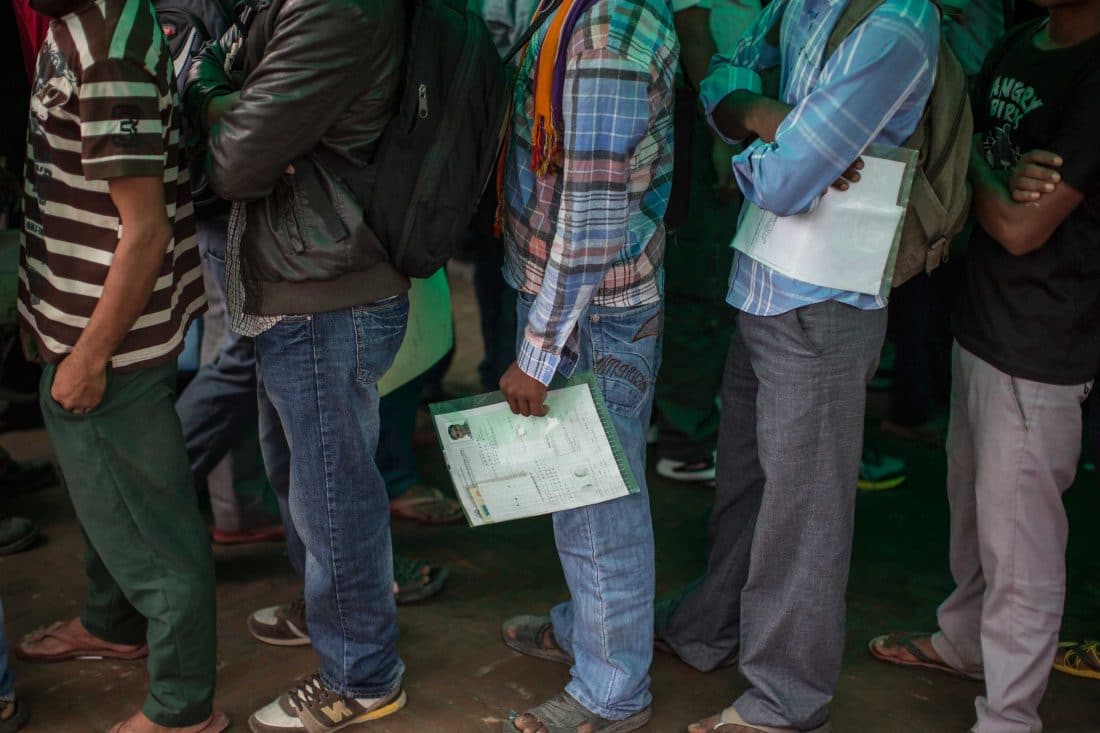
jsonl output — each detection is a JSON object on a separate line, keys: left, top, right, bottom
{"left": 393, "top": 557, "right": 450, "bottom": 605}
{"left": 868, "top": 632, "right": 983, "bottom": 680}
{"left": 389, "top": 487, "right": 465, "bottom": 525}
{"left": 503, "top": 692, "right": 650, "bottom": 733}
{"left": 15, "top": 621, "right": 148, "bottom": 663}
{"left": 501, "top": 615, "right": 573, "bottom": 666}
{"left": 108, "top": 711, "right": 229, "bottom": 733}
{"left": 0, "top": 701, "right": 30, "bottom": 733}
{"left": 1054, "top": 640, "right": 1100, "bottom": 680}
{"left": 709, "top": 707, "right": 832, "bottom": 733}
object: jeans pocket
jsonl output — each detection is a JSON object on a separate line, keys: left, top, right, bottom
{"left": 353, "top": 296, "right": 410, "bottom": 387}
{"left": 589, "top": 302, "right": 661, "bottom": 419}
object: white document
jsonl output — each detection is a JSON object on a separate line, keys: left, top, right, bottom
{"left": 732, "top": 147, "right": 917, "bottom": 297}
{"left": 432, "top": 380, "right": 636, "bottom": 526}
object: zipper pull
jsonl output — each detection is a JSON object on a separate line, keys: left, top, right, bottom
{"left": 417, "top": 83, "right": 429, "bottom": 119}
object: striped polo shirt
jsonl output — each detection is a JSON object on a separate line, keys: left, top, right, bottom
{"left": 19, "top": 0, "right": 204, "bottom": 372}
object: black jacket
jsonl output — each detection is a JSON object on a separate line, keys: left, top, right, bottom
{"left": 186, "top": 0, "right": 408, "bottom": 316}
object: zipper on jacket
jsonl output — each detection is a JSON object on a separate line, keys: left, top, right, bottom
{"left": 417, "top": 84, "right": 429, "bottom": 119}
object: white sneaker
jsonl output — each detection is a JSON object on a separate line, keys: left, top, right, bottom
{"left": 656, "top": 457, "right": 716, "bottom": 483}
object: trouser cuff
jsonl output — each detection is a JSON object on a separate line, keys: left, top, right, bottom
{"left": 143, "top": 699, "right": 213, "bottom": 729}
{"left": 80, "top": 612, "right": 146, "bottom": 647}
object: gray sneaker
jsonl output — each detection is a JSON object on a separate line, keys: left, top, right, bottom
{"left": 0, "top": 516, "right": 39, "bottom": 556}
{"left": 248, "top": 595, "right": 310, "bottom": 647}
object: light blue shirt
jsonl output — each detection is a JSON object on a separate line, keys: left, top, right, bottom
{"left": 699, "top": 0, "right": 939, "bottom": 316}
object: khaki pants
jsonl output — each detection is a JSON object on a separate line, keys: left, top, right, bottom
{"left": 933, "top": 344, "right": 1090, "bottom": 733}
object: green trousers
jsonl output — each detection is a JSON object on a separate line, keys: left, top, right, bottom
{"left": 655, "top": 114, "right": 739, "bottom": 463}
{"left": 41, "top": 362, "right": 216, "bottom": 727}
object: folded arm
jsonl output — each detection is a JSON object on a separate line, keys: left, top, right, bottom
{"left": 191, "top": 0, "right": 397, "bottom": 201}
{"left": 717, "top": 10, "right": 935, "bottom": 216}
{"left": 970, "top": 139, "right": 1084, "bottom": 256}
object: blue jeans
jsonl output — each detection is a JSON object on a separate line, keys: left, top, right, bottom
{"left": 253, "top": 298, "right": 409, "bottom": 698}
{"left": 177, "top": 214, "right": 275, "bottom": 530}
{"left": 515, "top": 292, "right": 660, "bottom": 720}
{"left": 178, "top": 215, "right": 259, "bottom": 478}
{"left": 0, "top": 597, "right": 12, "bottom": 701}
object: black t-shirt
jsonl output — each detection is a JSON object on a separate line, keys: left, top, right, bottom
{"left": 953, "top": 20, "right": 1100, "bottom": 385}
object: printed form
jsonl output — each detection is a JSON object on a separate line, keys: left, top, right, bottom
{"left": 732, "top": 145, "right": 919, "bottom": 297}
{"left": 430, "top": 376, "right": 638, "bottom": 526}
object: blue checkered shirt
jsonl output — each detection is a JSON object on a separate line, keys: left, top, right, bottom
{"left": 700, "top": 0, "right": 939, "bottom": 316}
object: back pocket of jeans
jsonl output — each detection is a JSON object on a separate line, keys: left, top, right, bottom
{"left": 353, "top": 297, "right": 410, "bottom": 386}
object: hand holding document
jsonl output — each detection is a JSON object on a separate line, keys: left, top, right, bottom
{"left": 732, "top": 144, "right": 919, "bottom": 298}
{"left": 430, "top": 374, "right": 639, "bottom": 526}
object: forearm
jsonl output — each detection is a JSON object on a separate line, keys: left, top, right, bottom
{"left": 674, "top": 7, "right": 717, "bottom": 90}
{"left": 72, "top": 223, "right": 171, "bottom": 365}
{"left": 710, "top": 90, "right": 791, "bottom": 144}
{"left": 969, "top": 147, "right": 1041, "bottom": 255}
{"left": 519, "top": 257, "right": 611, "bottom": 385}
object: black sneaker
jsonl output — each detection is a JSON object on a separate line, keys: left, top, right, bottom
{"left": 248, "top": 674, "right": 405, "bottom": 732}
{"left": 248, "top": 595, "right": 310, "bottom": 647}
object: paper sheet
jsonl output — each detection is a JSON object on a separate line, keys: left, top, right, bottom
{"left": 430, "top": 374, "right": 639, "bottom": 526}
{"left": 731, "top": 146, "right": 918, "bottom": 297}
{"left": 378, "top": 270, "right": 453, "bottom": 397}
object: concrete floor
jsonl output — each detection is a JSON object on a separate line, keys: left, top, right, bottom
{"left": 1, "top": 268, "right": 1098, "bottom": 733}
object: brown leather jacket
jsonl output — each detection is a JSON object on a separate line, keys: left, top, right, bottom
{"left": 186, "top": 0, "right": 408, "bottom": 316}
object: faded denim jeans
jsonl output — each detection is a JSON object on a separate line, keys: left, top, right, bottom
{"left": 254, "top": 298, "right": 408, "bottom": 698}
{"left": 515, "top": 292, "right": 661, "bottom": 720}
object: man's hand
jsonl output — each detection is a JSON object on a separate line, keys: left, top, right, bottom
{"left": 205, "top": 91, "right": 241, "bottom": 130}
{"left": 1010, "top": 150, "right": 1062, "bottom": 203}
{"left": 50, "top": 347, "right": 108, "bottom": 414}
{"left": 746, "top": 96, "right": 792, "bottom": 143}
{"left": 19, "top": 328, "right": 39, "bottom": 364}
{"left": 500, "top": 362, "right": 549, "bottom": 418}
{"left": 829, "top": 158, "right": 864, "bottom": 192}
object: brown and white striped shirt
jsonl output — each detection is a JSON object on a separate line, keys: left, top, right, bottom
{"left": 19, "top": 0, "right": 205, "bottom": 372}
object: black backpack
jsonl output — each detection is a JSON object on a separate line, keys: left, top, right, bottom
{"left": 153, "top": 0, "right": 234, "bottom": 210}
{"left": 362, "top": 0, "right": 515, "bottom": 278}
{"left": 234, "top": 0, "right": 558, "bottom": 277}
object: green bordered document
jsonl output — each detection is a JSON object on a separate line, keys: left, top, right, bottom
{"left": 429, "top": 373, "right": 640, "bottom": 527}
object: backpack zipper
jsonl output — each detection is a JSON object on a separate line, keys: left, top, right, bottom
{"left": 418, "top": 84, "right": 429, "bottom": 119}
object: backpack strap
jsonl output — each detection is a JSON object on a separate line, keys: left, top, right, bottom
{"left": 503, "top": 0, "right": 565, "bottom": 64}
{"left": 825, "top": 0, "right": 888, "bottom": 57}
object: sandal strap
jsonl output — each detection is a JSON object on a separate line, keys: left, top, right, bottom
{"left": 24, "top": 620, "right": 70, "bottom": 644}
{"left": 889, "top": 632, "right": 940, "bottom": 666}
{"left": 1064, "top": 641, "right": 1100, "bottom": 671}
{"left": 518, "top": 692, "right": 601, "bottom": 730}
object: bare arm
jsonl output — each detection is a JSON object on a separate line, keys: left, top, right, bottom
{"left": 674, "top": 6, "right": 717, "bottom": 91}
{"left": 50, "top": 177, "right": 171, "bottom": 411}
{"left": 710, "top": 89, "right": 792, "bottom": 143}
{"left": 969, "top": 140, "right": 1084, "bottom": 256}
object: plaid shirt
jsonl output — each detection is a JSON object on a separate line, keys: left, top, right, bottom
{"left": 699, "top": 0, "right": 938, "bottom": 316}
{"left": 502, "top": 0, "right": 678, "bottom": 385}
